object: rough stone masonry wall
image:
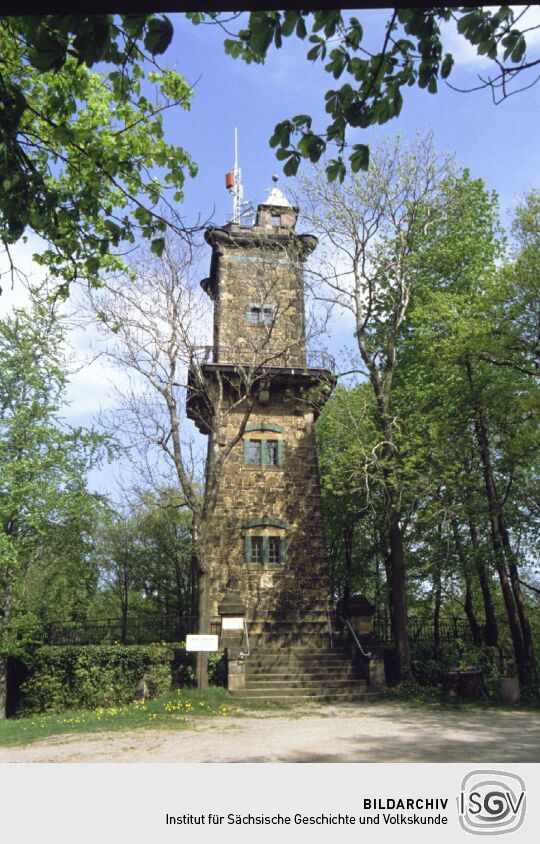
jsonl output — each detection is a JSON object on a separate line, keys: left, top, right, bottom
{"left": 215, "top": 246, "right": 306, "bottom": 368}
{"left": 207, "top": 387, "right": 331, "bottom": 624}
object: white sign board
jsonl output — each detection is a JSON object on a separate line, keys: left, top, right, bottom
{"left": 185, "top": 634, "right": 219, "bottom": 652}
{"left": 221, "top": 617, "right": 244, "bottom": 631}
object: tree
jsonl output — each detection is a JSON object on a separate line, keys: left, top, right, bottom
{"left": 134, "top": 489, "right": 194, "bottom": 622}
{"left": 196, "top": 8, "right": 540, "bottom": 180}
{"left": 92, "top": 488, "right": 195, "bottom": 632}
{"left": 0, "top": 290, "right": 109, "bottom": 718}
{"left": 396, "top": 173, "right": 539, "bottom": 684}
{"left": 0, "top": 14, "right": 196, "bottom": 294}
{"left": 314, "top": 167, "right": 539, "bottom": 684}
{"left": 316, "top": 382, "right": 390, "bottom": 614}
{"left": 297, "top": 135, "right": 454, "bottom": 681}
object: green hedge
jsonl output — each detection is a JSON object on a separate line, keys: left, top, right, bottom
{"left": 17, "top": 644, "right": 227, "bottom": 715}
{"left": 19, "top": 644, "right": 189, "bottom": 714}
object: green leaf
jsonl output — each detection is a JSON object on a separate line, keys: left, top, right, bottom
{"left": 281, "top": 11, "right": 300, "bottom": 38}
{"left": 144, "top": 17, "right": 174, "bottom": 55}
{"left": 27, "top": 30, "right": 67, "bottom": 71}
{"left": 283, "top": 153, "right": 300, "bottom": 176}
{"left": 150, "top": 238, "right": 165, "bottom": 256}
{"left": 349, "top": 144, "right": 369, "bottom": 172}
{"left": 325, "top": 157, "right": 346, "bottom": 183}
{"left": 440, "top": 53, "right": 454, "bottom": 79}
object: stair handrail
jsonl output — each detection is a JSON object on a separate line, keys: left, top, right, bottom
{"left": 239, "top": 619, "right": 250, "bottom": 659}
{"left": 326, "top": 604, "right": 334, "bottom": 649}
{"left": 343, "top": 616, "right": 371, "bottom": 659}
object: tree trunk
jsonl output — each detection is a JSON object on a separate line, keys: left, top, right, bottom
{"left": 467, "top": 511, "right": 498, "bottom": 646}
{"left": 466, "top": 360, "right": 535, "bottom": 684}
{"left": 0, "top": 656, "right": 7, "bottom": 721}
{"left": 432, "top": 561, "right": 442, "bottom": 653}
{"left": 194, "top": 543, "right": 209, "bottom": 690}
{"left": 452, "top": 519, "right": 482, "bottom": 646}
{"left": 386, "top": 495, "right": 412, "bottom": 682}
{"left": 0, "top": 584, "right": 13, "bottom": 720}
{"left": 120, "top": 568, "right": 129, "bottom": 645}
{"left": 503, "top": 531, "right": 537, "bottom": 683}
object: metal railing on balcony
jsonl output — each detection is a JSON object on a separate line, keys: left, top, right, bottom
{"left": 189, "top": 345, "right": 335, "bottom": 372}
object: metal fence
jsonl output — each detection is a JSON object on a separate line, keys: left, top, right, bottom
{"left": 42, "top": 612, "right": 475, "bottom": 648}
{"left": 373, "top": 614, "right": 476, "bottom": 647}
{"left": 44, "top": 615, "right": 221, "bottom": 646}
{"left": 189, "top": 345, "right": 335, "bottom": 372}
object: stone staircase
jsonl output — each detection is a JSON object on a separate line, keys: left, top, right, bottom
{"left": 230, "top": 647, "right": 383, "bottom": 704}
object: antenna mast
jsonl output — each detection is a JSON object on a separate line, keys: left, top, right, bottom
{"left": 232, "top": 128, "right": 243, "bottom": 223}
{"left": 225, "top": 128, "right": 253, "bottom": 225}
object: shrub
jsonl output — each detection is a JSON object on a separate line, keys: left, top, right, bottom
{"left": 18, "top": 643, "right": 190, "bottom": 714}
{"left": 412, "top": 641, "right": 503, "bottom": 692}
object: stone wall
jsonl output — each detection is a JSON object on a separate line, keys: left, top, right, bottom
{"left": 205, "top": 385, "right": 331, "bottom": 627}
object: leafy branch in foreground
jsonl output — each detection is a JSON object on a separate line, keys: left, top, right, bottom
{"left": 0, "top": 14, "right": 197, "bottom": 294}
{"left": 191, "top": 8, "right": 540, "bottom": 181}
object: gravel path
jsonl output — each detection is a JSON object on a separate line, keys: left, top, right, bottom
{"left": 2, "top": 704, "right": 539, "bottom": 763}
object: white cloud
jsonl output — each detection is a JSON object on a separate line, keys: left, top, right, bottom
{"left": 442, "top": 6, "right": 540, "bottom": 67}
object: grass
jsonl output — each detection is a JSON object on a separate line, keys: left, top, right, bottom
{"left": 3, "top": 684, "right": 538, "bottom": 749}
{"left": 0, "top": 687, "right": 289, "bottom": 748}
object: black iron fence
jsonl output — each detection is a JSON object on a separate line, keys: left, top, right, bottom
{"left": 44, "top": 615, "right": 221, "bottom": 646}
{"left": 373, "top": 614, "right": 476, "bottom": 647}
{"left": 41, "top": 612, "right": 475, "bottom": 648}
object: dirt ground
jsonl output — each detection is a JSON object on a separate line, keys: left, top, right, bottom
{"left": 1, "top": 703, "right": 539, "bottom": 763}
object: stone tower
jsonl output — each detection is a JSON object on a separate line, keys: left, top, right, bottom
{"left": 188, "top": 183, "right": 336, "bottom": 649}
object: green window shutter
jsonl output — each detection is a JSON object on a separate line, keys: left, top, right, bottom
{"left": 243, "top": 439, "right": 249, "bottom": 464}
{"left": 244, "top": 534, "right": 251, "bottom": 563}
{"left": 277, "top": 439, "right": 285, "bottom": 466}
{"left": 262, "top": 535, "right": 269, "bottom": 565}
{"left": 280, "top": 535, "right": 287, "bottom": 564}
{"left": 261, "top": 438, "right": 267, "bottom": 466}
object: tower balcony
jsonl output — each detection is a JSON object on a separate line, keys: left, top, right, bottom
{"left": 186, "top": 346, "right": 336, "bottom": 434}
{"left": 190, "top": 345, "right": 335, "bottom": 372}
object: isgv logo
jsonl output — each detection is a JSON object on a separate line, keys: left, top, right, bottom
{"left": 458, "top": 770, "right": 526, "bottom": 835}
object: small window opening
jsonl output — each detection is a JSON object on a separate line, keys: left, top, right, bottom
{"left": 251, "top": 536, "right": 264, "bottom": 564}
{"left": 266, "top": 440, "right": 278, "bottom": 466}
{"left": 271, "top": 214, "right": 281, "bottom": 228}
{"left": 268, "top": 536, "right": 281, "bottom": 565}
{"left": 248, "top": 306, "right": 261, "bottom": 324}
{"left": 248, "top": 440, "right": 261, "bottom": 465}
{"left": 262, "top": 306, "right": 273, "bottom": 327}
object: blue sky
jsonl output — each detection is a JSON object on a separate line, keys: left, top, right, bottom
{"left": 1, "top": 8, "right": 540, "bottom": 497}
{"left": 168, "top": 9, "right": 540, "bottom": 229}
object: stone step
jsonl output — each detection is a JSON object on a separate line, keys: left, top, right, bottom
{"left": 243, "top": 678, "right": 368, "bottom": 690}
{"left": 245, "top": 669, "right": 364, "bottom": 682}
{"left": 245, "top": 662, "right": 359, "bottom": 674}
{"left": 234, "top": 682, "right": 368, "bottom": 697}
{"left": 248, "top": 639, "right": 331, "bottom": 650}
{"left": 245, "top": 653, "right": 354, "bottom": 665}
{"left": 232, "top": 690, "right": 381, "bottom": 703}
